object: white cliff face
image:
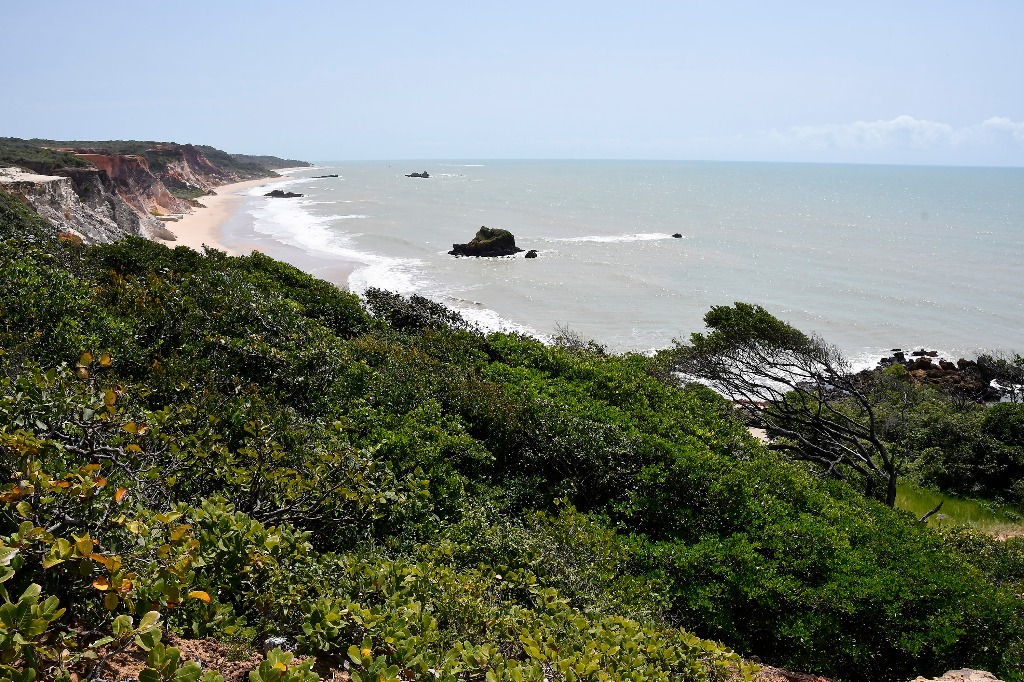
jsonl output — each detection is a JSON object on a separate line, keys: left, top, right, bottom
{"left": 0, "top": 166, "right": 151, "bottom": 244}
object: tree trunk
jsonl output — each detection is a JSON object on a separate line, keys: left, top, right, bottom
{"left": 885, "top": 469, "right": 898, "bottom": 508}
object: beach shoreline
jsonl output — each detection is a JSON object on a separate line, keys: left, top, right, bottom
{"left": 163, "top": 174, "right": 294, "bottom": 254}
{"left": 163, "top": 169, "right": 359, "bottom": 291}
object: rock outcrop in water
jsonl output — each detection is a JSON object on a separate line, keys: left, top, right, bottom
{"left": 265, "top": 189, "right": 304, "bottom": 198}
{"left": 449, "top": 226, "right": 524, "bottom": 257}
{"left": 405, "top": 171, "right": 430, "bottom": 178}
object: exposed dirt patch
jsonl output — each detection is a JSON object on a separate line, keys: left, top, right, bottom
{"left": 93, "top": 636, "right": 348, "bottom": 682}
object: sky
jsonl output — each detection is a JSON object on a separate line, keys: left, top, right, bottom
{"left": 3, "top": 1, "right": 1023, "bottom": 165}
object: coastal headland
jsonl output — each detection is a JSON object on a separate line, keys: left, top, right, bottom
{"left": 0, "top": 136, "right": 308, "bottom": 250}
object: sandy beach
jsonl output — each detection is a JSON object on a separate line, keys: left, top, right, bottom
{"left": 163, "top": 171, "right": 358, "bottom": 290}
{"left": 164, "top": 175, "right": 292, "bottom": 253}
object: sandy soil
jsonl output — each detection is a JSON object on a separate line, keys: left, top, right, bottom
{"left": 162, "top": 176, "right": 292, "bottom": 253}
{"left": 96, "top": 634, "right": 348, "bottom": 682}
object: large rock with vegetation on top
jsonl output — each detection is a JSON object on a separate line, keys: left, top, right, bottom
{"left": 449, "top": 225, "right": 524, "bottom": 257}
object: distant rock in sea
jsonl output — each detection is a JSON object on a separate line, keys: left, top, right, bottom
{"left": 312, "top": 174, "right": 339, "bottom": 178}
{"left": 672, "top": 233, "right": 682, "bottom": 238}
{"left": 265, "top": 189, "right": 304, "bottom": 198}
{"left": 525, "top": 249, "right": 539, "bottom": 258}
{"left": 450, "top": 226, "right": 524, "bottom": 257}
{"left": 405, "top": 171, "right": 430, "bottom": 178}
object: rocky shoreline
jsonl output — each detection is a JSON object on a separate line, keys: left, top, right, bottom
{"left": 860, "top": 347, "right": 1007, "bottom": 402}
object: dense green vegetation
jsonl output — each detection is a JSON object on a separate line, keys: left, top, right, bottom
{"left": 0, "top": 138, "right": 93, "bottom": 173}
{"left": 871, "top": 367, "right": 1024, "bottom": 505}
{"left": 1, "top": 195, "right": 1023, "bottom": 682}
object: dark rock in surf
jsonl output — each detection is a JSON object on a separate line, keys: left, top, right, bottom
{"left": 449, "top": 226, "right": 524, "bottom": 257}
{"left": 265, "top": 189, "right": 303, "bottom": 198}
{"left": 405, "top": 171, "right": 430, "bottom": 178}
{"left": 525, "top": 249, "right": 538, "bottom": 258}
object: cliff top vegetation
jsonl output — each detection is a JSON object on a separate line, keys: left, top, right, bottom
{"left": 0, "top": 137, "right": 93, "bottom": 173}
{"left": 0, "top": 137, "right": 308, "bottom": 178}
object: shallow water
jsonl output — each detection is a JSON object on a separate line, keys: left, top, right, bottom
{"left": 221, "top": 161, "right": 1024, "bottom": 364}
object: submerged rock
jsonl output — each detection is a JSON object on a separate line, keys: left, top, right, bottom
{"left": 449, "top": 226, "right": 524, "bottom": 257}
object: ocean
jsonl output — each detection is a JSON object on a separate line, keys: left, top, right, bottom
{"left": 219, "top": 160, "right": 1024, "bottom": 367}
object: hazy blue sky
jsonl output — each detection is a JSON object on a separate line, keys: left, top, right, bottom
{"left": 4, "top": 1, "right": 1023, "bottom": 165}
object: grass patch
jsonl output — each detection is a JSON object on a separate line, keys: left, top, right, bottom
{"left": 898, "top": 483, "right": 1024, "bottom": 535}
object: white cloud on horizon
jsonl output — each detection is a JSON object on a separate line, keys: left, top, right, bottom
{"left": 769, "top": 115, "right": 1024, "bottom": 152}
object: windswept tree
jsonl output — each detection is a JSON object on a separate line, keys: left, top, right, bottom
{"left": 665, "top": 302, "right": 900, "bottom": 506}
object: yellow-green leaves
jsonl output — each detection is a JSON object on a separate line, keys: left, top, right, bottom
{"left": 187, "top": 590, "right": 211, "bottom": 603}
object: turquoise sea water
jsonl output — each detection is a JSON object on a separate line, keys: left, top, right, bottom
{"left": 220, "top": 161, "right": 1024, "bottom": 365}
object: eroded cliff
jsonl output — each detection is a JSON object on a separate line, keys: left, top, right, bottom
{"left": 0, "top": 138, "right": 306, "bottom": 244}
{"left": 70, "top": 151, "right": 191, "bottom": 216}
{"left": 0, "top": 166, "right": 155, "bottom": 243}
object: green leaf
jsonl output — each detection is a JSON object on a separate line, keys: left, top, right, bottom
{"left": 112, "top": 614, "right": 133, "bottom": 638}
{"left": 173, "top": 661, "right": 203, "bottom": 682}
{"left": 137, "top": 628, "right": 162, "bottom": 651}
{"left": 139, "top": 610, "right": 162, "bottom": 631}
{"left": 139, "top": 669, "right": 160, "bottom": 682}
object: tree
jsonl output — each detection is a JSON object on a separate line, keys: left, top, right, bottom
{"left": 664, "top": 302, "right": 900, "bottom": 506}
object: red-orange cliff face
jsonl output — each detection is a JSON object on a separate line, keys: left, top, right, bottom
{"left": 72, "top": 151, "right": 189, "bottom": 216}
